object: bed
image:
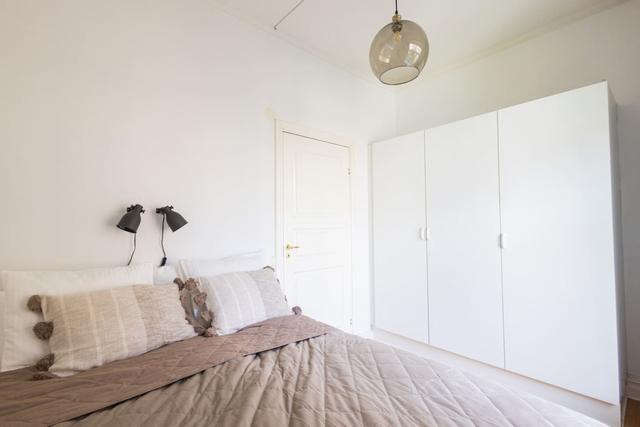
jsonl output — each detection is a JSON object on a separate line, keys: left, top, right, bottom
{"left": 0, "top": 315, "right": 603, "bottom": 426}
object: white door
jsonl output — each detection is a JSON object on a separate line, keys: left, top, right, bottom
{"left": 281, "top": 131, "right": 352, "bottom": 331}
{"left": 499, "top": 83, "right": 619, "bottom": 403}
{"left": 372, "top": 131, "right": 429, "bottom": 343}
{"left": 425, "top": 112, "right": 504, "bottom": 367}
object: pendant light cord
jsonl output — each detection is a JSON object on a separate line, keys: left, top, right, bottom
{"left": 395, "top": 0, "right": 398, "bottom": 14}
{"left": 160, "top": 214, "right": 167, "bottom": 267}
{"left": 127, "top": 233, "right": 137, "bottom": 266}
{"left": 274, "top": 0, "right": 305, "bottom": 30}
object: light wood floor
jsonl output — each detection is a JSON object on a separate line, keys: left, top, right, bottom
{"left": 626, "top": 399, "right": 640, "bottom": 427}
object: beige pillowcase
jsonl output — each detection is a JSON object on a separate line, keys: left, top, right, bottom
{"left": 1, "top": 263, "right": 154, "bottom": 372}
{"left": 40, "top": 284, "right": 196, "bottom": 376}
{"left": 198, "top": 267, "right": 290, "bottom": 336}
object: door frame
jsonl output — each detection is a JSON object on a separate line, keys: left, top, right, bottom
{"left": 274, "top": 120, "right": 354, "bottom": 330}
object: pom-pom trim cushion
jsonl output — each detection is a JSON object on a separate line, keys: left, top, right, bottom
{"left": 175, "top": 278, "right": 214, "bottom": 337}
{"left": 1, "top": 264, "right": 154, "bottom": 372}
{"left": 197, "top": 267, "right": 290, "bottom": 336}
{"left": 37, "top": 284, "right": 196, "bottom": 376}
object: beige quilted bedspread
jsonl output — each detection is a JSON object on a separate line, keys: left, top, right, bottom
{"left": 0, "top": 315, "right": 603, "bottom": 426}
{"left": 58, "top": 331, "right": 602, "bottom": 426}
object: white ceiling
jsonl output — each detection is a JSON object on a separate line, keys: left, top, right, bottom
{"left": 214, "top": 0, "right": 625, "bottom": 83}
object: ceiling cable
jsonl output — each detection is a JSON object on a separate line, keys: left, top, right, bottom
{"left": 273, "top": 0, "right": 305, "bottom": 30}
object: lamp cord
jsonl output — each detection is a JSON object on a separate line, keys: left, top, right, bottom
{"left": 160, "top": 214, "right": 167, "bottom": 267}
{"left": 273, "top": 0, "right": 305, "bottom": 30}
{"left": 127, "top": 233, "right": 137, "bottom": 266}
{"left": 395, "top": 0, "right": 398, "bottom": 14}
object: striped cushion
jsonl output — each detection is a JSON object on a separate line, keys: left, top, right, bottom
{"left": 41, "top": 285, "right": 196, "bottom": 376}
{"left": 198, "top": 268, "right": 290, "bottom": 335}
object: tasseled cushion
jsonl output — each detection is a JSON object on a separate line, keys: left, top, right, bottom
{"left": 28, "top": 295, "right": 57, "bottom": 378}
{"left": 175, "top": 277, "right": 214, "bottom": 336}
{"left": 27, "top": 295, "right": 42, "bottom": 313}
{"left": 32, "top": 372, "right": 57, "bottom": 381}
{"left": 33, "top": 321, "right": 53, "bottom": 340}
{"left": 35, "top": 354, "right": 55, "bottom": 371}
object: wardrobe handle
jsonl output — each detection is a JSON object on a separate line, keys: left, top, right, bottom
{"left": 418, "top": 227, "right": 431, "bottom": 241}
{"left": 500, "top": 233, "right": 508, "bottom": 249}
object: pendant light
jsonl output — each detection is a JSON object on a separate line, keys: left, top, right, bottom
{"left": 369, "top": 0, "right": 429, "bottom": 85}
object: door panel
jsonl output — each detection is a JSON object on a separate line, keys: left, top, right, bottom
{"left": 499, "top": 84, "right": 619, "bottom": 403}
{"left": 372, "top": 131, "right": 429, "bottom": 343}
{"left": 426, "top": 112, "right": 504, "bottom": 367}
{"left": 293, "top": 151, "right": 347, "bottom": 216}
{"left": 283, "top": 132, "right": 352, "bottom": 331}
{"left": 291, "top": 267, "right": 345, "bottom": 328}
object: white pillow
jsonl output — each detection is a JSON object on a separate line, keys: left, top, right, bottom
{"left": 0, "top": 263, "right": 154, "bottom": 372}
{"left": 154, "top": 265, "right": 178, "bottom": 285}
{"left": 179, "top": 251, "right": 268, "bottom": 279}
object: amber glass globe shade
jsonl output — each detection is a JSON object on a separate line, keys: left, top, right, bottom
{"left": 369, "top": 18, "right": 429, "bottom": 85}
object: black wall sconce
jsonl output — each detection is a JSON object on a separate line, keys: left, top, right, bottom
{"left": 156, "top": 206, "right": 188, "bottom": 267}
{"left": 117, "top": 204, "right": 145, "bottom": 265}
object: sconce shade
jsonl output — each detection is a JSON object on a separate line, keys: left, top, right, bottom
{"left": 156, "top": 206, "right": 188, "bottom": 232}
{"left": 117, "top": 204, "right": 145, "bottom": 233}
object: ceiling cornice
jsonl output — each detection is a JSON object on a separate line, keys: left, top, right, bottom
{"left": 211, "top": 2, "right": 388, "bottom": 89}
{"left": 398, "top": 0, "right": 628, "bottom": 91}
{"left": 213, "top": 0, "right": 628, "bottom": 90}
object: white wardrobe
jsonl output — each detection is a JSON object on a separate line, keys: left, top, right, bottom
{"left": 371, "top": 82, "right": 624, "bottom": 404}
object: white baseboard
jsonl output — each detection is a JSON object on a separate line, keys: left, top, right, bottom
{"left": 627, "top": 376, "right": 640, "bottom": 401}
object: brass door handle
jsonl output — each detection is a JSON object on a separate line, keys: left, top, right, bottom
{"left": 286, "top": 244, "right": 300, "bottom": 250}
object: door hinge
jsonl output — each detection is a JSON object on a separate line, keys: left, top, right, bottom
{"left": 347, "top": 168, "right": 351, "bottom": 175}
{"left": 349, "top": 318, "right": 353, "bottom": 326}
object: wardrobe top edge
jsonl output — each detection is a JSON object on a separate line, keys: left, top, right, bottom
{"left": 371, "top": 80, "right": 613, "bottom": 146}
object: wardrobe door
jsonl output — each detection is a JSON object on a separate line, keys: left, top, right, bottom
{"left": 499, "top": 83, "right": 619, "bottom": 403}
{"left": 372, "top": 131, "right": 429, "bottom": 343}
{"left": 425, "top": 112, "right": 504, "bottom": 367}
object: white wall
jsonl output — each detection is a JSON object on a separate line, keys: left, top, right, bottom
{"left": 2, "top": 0, "right": 637, "bottom": 385}
{"left": 0, "top": 0, "right": 396, "bottom": 334}
{"left": 395, "top": 0, "right": 640, "bottom": 379}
